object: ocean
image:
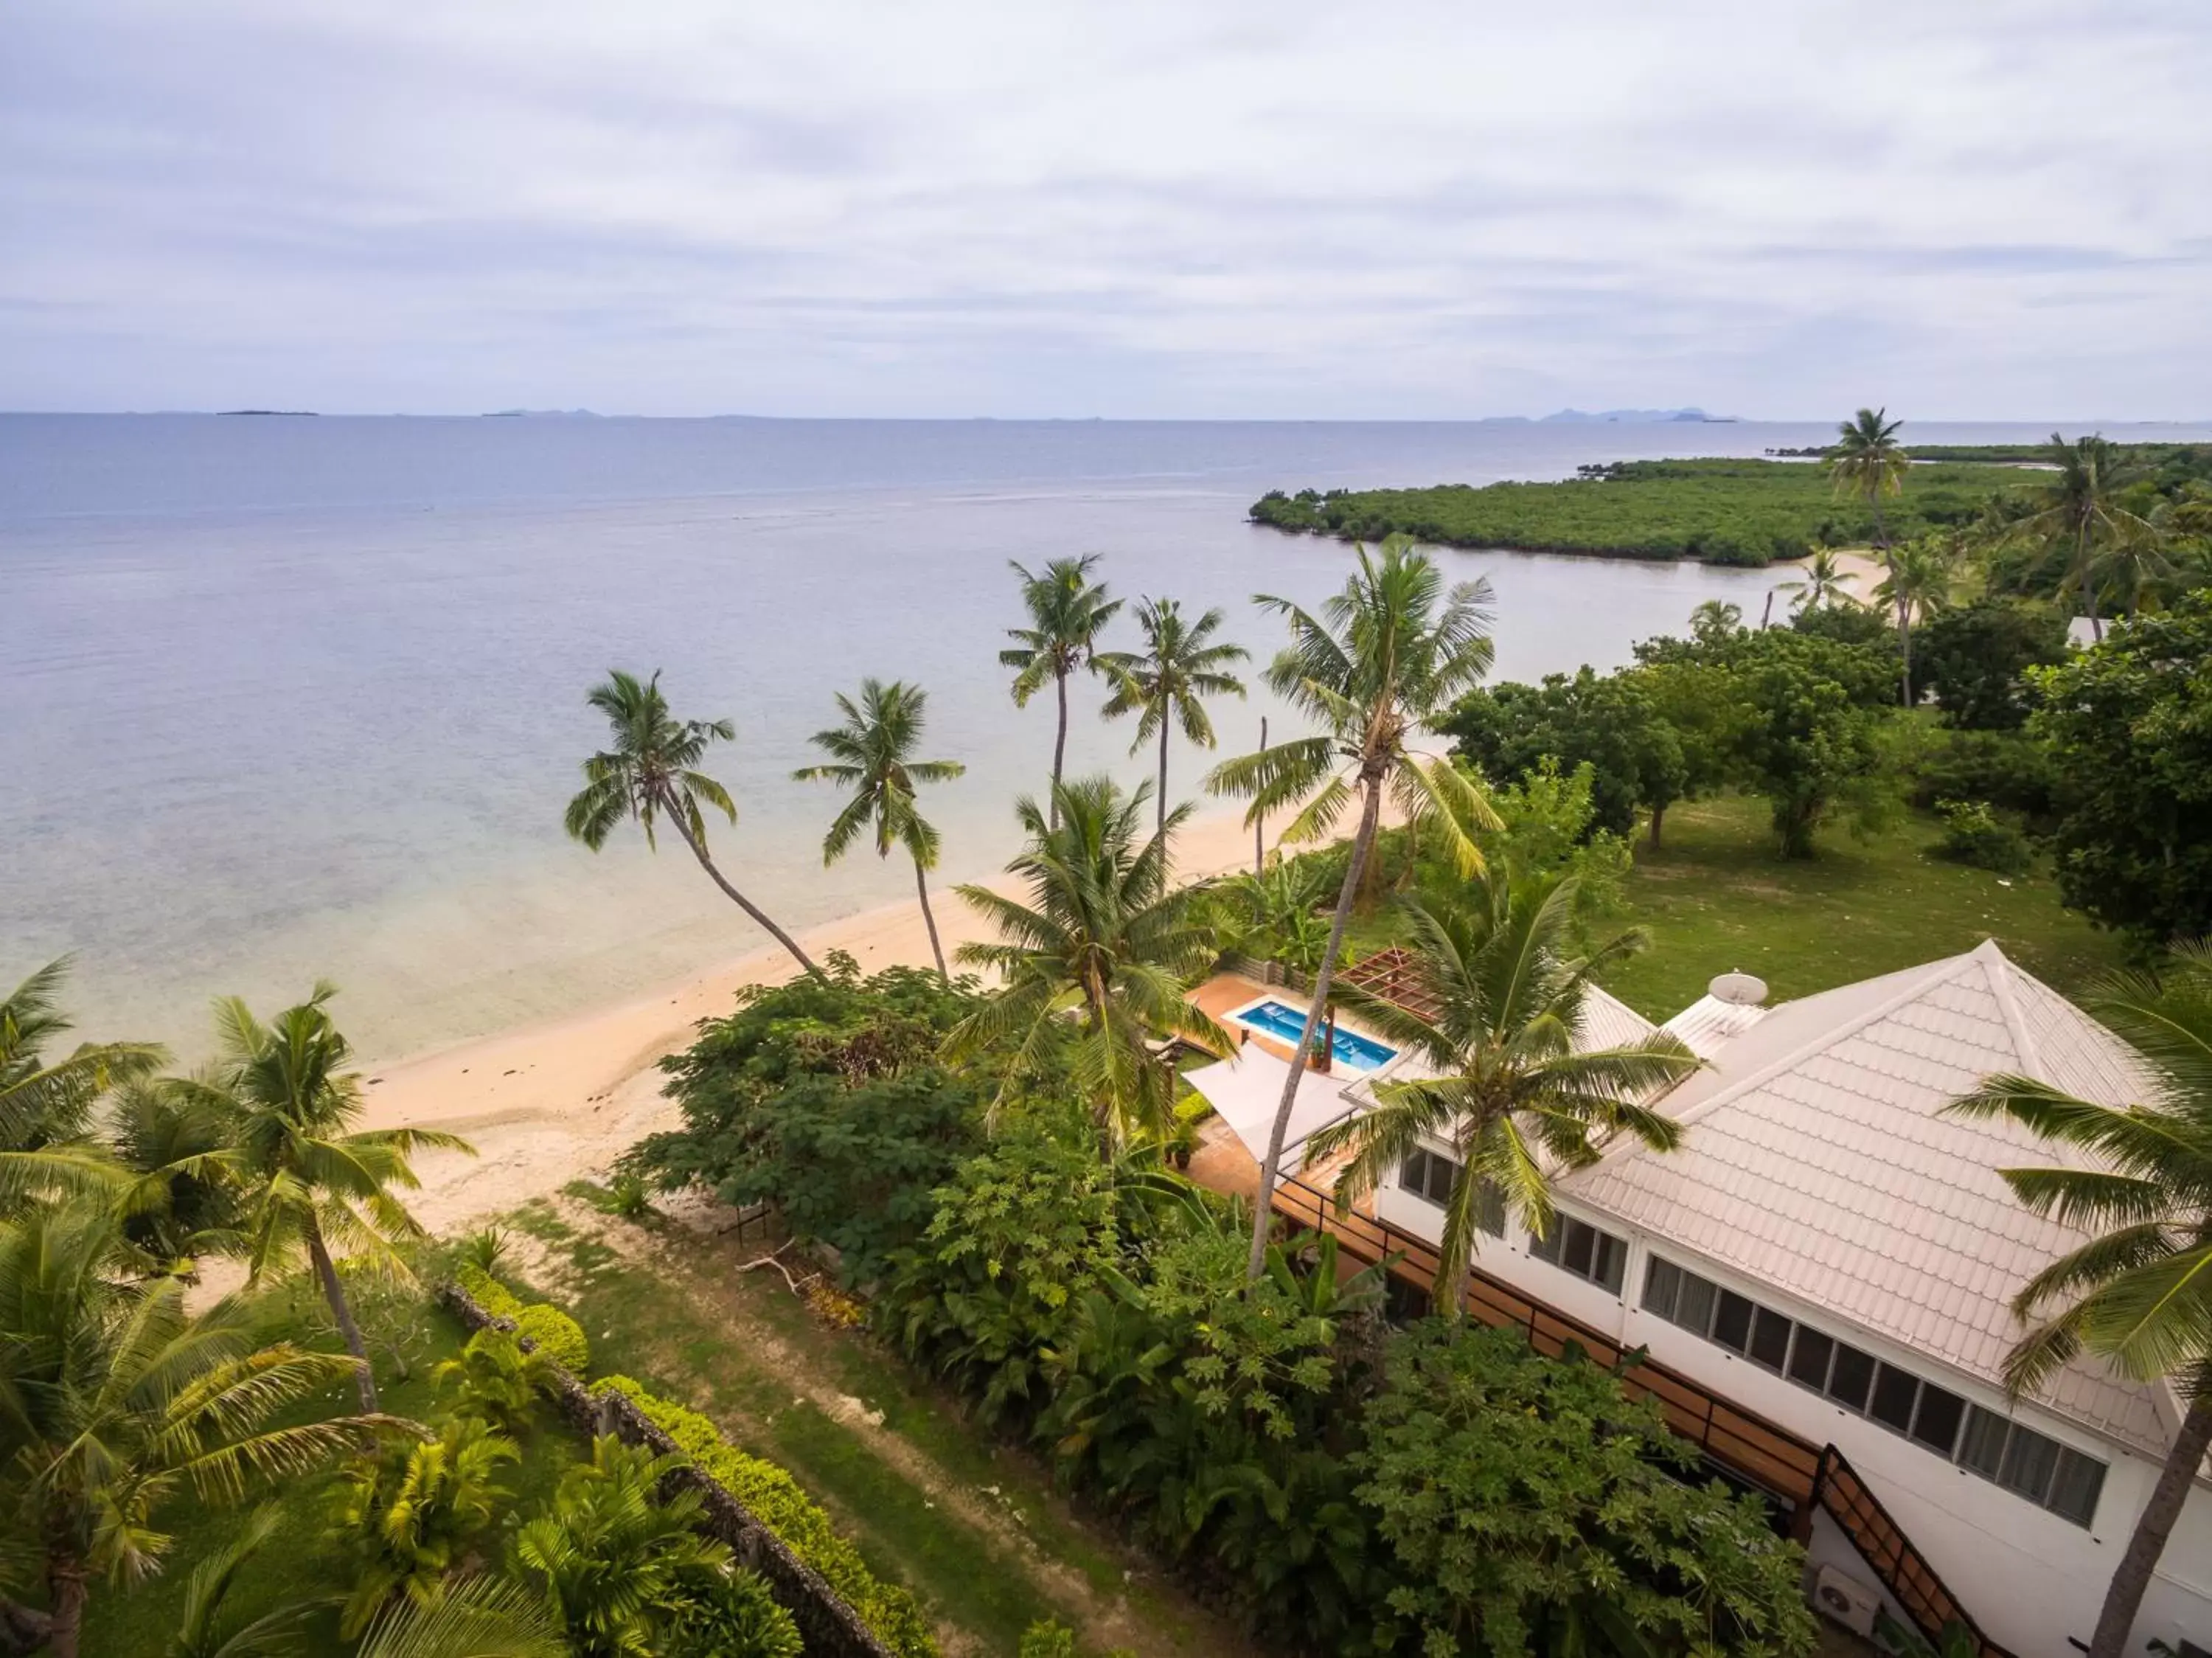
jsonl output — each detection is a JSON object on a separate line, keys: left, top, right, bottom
{"left": 7, "top": 414, "right": 2204, "bottom": 1061}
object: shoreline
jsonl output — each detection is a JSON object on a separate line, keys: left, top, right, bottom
{"left": 362, "top": 804, "right": 1269, "bottom": 1232}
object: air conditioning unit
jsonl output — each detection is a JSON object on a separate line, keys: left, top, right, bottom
{"left": 1812, "top": 1564, "right": 1882, "bottom": 1637}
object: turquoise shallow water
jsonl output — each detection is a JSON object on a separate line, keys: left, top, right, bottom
{"left": 7, "top": 414, "right": 2205, "bottom": 1060}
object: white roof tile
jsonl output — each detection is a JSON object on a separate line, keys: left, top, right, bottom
{"left": 1563, "top": 940, "right": 2176, "bottom": 1457}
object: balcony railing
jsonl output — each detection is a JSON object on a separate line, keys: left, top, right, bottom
{"left": 1268, "top": 1170, "right": 2013, "bottom": 1658}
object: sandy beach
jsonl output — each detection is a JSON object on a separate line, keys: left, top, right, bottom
{"left": 364, "top": 805, "right": 1273, "bottom": 1232}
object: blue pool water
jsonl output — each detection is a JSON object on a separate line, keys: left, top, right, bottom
{"left": 1231, "top": 999, "right": 1399, "bottom": 1072}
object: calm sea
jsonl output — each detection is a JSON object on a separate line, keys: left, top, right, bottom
{"left": 7, "top": 414, "right": 2206, "bottom": 1060}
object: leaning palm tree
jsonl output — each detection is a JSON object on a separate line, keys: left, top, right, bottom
{"left": 1776, "top": 547, "right": 1858, "bottom": 613}
{"left": 2009, "top": 434, "right": 2155, "bottom": 642}
{"left": 1871, "top": 535, "right": 1959, "bottom": 706}
{"left": 1944, "top": 944, "right": 2212, "bottom": 1658}
{"left": 946, "top": 775, "right": 1228, "bottom": 1152}
{"left": 564, "top": 669, "right": 819, "bottom": 979}
{"left": 1098, "top": 597, "right": 1248, "bottom": 836}
{"left": 1204, "top": 535, "right": 1501, "bottom": 1277}
{"left": 794, "top": 679, "right": 967, "bottom": 979}
{"left": 999, "top": 555, "right": 1124, "bottom": 819}
{"left": 1304, "top": 875, "right": 1696, "bottom": 1314}
{"left": 0, "top": 1198, "right": 380, "bottom": 1658}
{"left": 1829, "top": 406, "right": 1910, "bottom": 552}
{"left": 181, "top": 985, "right": 472, "bottom": 1411}
{"left": 1, "top": 957, "right": 164, "bottom": 1154}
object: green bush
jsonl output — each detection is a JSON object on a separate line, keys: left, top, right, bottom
{"left": 454, "top": 1263, "right": 525, "bottom": 1322}
{"left": 1018, "top": 1621, "right": 1077, "bottom": 1658}
{"left": 591, "top": 1375, "right": 937, "bottom": 1658}
{"left": 514, "top": 1303, "right": 591, "bottom": 1374}
{"left": 1934, "top": 799, "right": 2035, "bottom": 876}
{"left": 667, "top": 1568, "right": 804, "bottom": 1657}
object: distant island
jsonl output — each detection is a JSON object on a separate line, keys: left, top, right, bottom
{"left": 218, "top": 409, "right": 317, "bottom": 417}
{"left": 481, "top": 408, "right": 602, "bottom": 418}
{"left": 1248, "top": 457, "right": 2031, "bottom": 566}
{"left": 1535, "top": 406, "right": 1734, "bottom": 424}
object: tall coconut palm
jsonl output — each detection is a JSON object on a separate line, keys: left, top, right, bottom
{"left": 999, "top": 555, "right": 1124, "bottom": 821}
{"left": 793, "top": 679, "right": 967, "bottom": 979}
{"left": 1098, "top": 597, "right": 1248, "bottom": 837}
{"left": 1829, "top": 406, "right": 1910, "bottom": 552}
{"left": 181, "top": 986, "right": 472, "bottom": 1412}
{"left": 2011, "top": 434, "right": 2155, "bottom": 642}
{"left": 1871, "top": 535, "right": 1959, "bottom": 707}
{"left": 1, "top": 957, "right": 164, "bottom": 1154}
{"left": 1776, "top": 547, "right": 1858, "bottom": 614}
{"left": 108, "top": 1073, "right": 243, "bottom": 1272}
{"left": 0, "top": 1198, "right": 378, "bottom": 1658}
{"left": 945, "top": 775, "right": 1228, "bottom": 1152}
{"left": 1304, "top": 875, "right": 1696, "bottom": 1314}
{"left": 1204, "top": 535, "right": 1502, "bottom": 1277}
{"left": 564, "top": 669, "right": 820, "bottom": 979}
{"left": 1944, "top": 944, "right": 2212, "bottom": 1658}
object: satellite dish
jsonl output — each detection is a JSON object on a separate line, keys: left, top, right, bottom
{"left": 1708, "top": 971, "right": 1768, "bottom": 1007}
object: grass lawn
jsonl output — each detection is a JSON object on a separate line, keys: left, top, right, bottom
{"left": 506, "top": 1193, "right": 1245, "bottom": 1658}
{"left": 80, "top": 1285, "right": 580, "bottom": 1656}
{"left": 1593, "top": 794, "right": 2132, "bottom": 1018}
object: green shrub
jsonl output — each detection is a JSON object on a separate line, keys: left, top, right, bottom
{"left": 1933, "top": 799, "right": 2034, "bottom": 876}
{"left": 515, "top": 1303, "right": 591, "bottom": 1374}
{"left": 667, "top": 1568, "right": 804, "bottom": 1658}
{"left": 454, "top": 1263, "right": 525, "bottom": 1322}
{"left": 1018, "top": 1620, "right": 1077, "bottom": 1658}
{"left": 591, "top": 1375, "right": 938, "bottom": 1658}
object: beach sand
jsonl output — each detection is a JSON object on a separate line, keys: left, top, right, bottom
{"left": 364, "top": 805, "right": 1273, "bottom": 1233}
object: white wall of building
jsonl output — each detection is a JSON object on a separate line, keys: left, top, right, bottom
{"left": 1368, "top": 1166, "right": 2212, "bottom": 1657}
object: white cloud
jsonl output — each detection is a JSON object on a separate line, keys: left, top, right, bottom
{"left": 3, "top": 0, "right": 2208, "bottom": 416}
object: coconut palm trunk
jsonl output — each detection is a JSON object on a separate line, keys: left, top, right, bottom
{"left": 1896, "top": 595, "right": 1913, "bottom": 707}
{"left": 913, "top": 856, "right": 948, "bottom": 980}
{"left": 44, "top": 1558, "right": 86, "bottom": 1658}
{"left": 662, "top": 790, "right": 820, "bottom": 978}
{"left": 2090, "top": 1392, "right": 2212, "bottom": 1658}
{"left": 1253, "top": 718, "right": 1267, "bottom": 875}
{"left": 306, "top": 1218, "right": 378, "bottom": 1412}
{"left": 1245, "top": 769, "right": 1382, "bottom": 1278}
{"left": 1051, "top": 669, "right": 1071, "bottom": 824}
{"left": 1155, "top": 720, "right": 1171, "bottom": 836}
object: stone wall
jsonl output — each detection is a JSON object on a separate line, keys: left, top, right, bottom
{"left": 439, "top": 1281, "right": 899, "bottom": 1658}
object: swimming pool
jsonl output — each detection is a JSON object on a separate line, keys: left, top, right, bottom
{"left": 1228, "top": 998, "right": 1399, "bottom": 1073}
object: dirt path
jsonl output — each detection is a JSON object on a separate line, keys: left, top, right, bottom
{"left": 509, "top": 1195, "right": 1249, "bottom": 1658}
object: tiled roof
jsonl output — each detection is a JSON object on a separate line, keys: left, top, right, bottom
{"left": 1578, "top": 984, "right": 1662, "bottom": 1052}
{"left": 1562, "top": 940, "right": 2177, "bottom": 1457}
{"left": 1661, "top": 991, "right": 1770, "bottom": 1061}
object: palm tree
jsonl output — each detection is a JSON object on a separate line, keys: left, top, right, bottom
{"left": 1203, "top": 536, "right": 1502, "bottom": 1277}
{"left": 1944, "top": 944, "right": 2212, "bottom": 1658}
{"left": 332, "top": 1414, "right": 521, "bottom": 1637}
{"left": 1871, "top": 535, "right": 1959, "bottom": 706}
{"left": 107, "top": 1073, "right": 243, "bottom": 1271}
{"left": 1776, "top": 547, "right": 1857, "bottom": 613}
{"left": 1097, "top": 597, "right": 1248, "bottom": 836}
{"left": 1304, "top": 875, "right": 1696, "bottom": 1314}
{"left": 512, "top": 1435, "right": 730, "bottom": 1658}
{"left": 946, "top": 775, "right": 1228, "bottom": 1152}
{"left": 1, "top": 957, "right": 164, "bottom": 1154}
{"left": 1829, "top": 406, "right": 1910, "bottom": 552}
{"left": 2010, "top": 434, "right": 2156, "bottom": 642}
{"left": 564, "top": 669, "right": 820, "bottom": 979}
{"left": 999, "top": 555, "right": 1124, "bottom": 820}
{"left": 0, "top": 1198, "right": 378, "bottom": 1658}
{"left": 793, "top": 679, "right": 967, "bottom": 979}
{"left": 353, "top": 1575, "right": 565, "bottom": 1658}
{"left": 166, "top": 1505, "right": 327, "bottom": 1658}
{"left": 182, "top": 986, "right": 471, "bottom": 1412}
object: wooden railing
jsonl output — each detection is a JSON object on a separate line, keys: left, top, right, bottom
{"left": 1269, "top": 1172, "right": 2014, "bottom": 1658}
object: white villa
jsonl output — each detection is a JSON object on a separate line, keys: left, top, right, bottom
{"left": 1191, "top": 942, "right": 2212, "bottom": 1658}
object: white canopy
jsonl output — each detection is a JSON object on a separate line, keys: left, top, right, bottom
{"left": 1185, "top": 1049, "right": 1359, "bottom": 1176}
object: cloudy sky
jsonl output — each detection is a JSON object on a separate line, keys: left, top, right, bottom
{"left": 5, "top": 1, "right": 2208, "bottom": 420}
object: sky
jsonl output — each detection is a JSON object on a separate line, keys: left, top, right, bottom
{"left": 4, "top": 1, "right": 2209, "bottom": 420}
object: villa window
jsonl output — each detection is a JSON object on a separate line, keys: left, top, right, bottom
{"left": 1529, "top": 1215, "right": 1626, "bottom": 1293}
{"left": 1638, "top": 1252, "right": 2107, "bottom": 1527}
{"left": 1398, "top": 1150, "right": 1503, "bottom": 1235}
